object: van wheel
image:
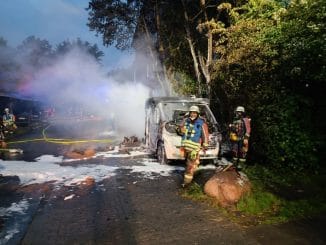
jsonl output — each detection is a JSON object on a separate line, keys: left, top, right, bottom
{"left": 157, "top": 143, "right": 168, "bottom": 165}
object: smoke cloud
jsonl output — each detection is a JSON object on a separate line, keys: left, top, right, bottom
{"left": 17, "top": 47, "right": 153, "bottom": 138}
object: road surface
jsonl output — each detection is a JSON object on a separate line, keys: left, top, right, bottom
{"left": 0, "top": 119, "right": 325, "bottom": 244}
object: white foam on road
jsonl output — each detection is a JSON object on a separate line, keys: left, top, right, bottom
{"left": 0, "top": 155, "right": 119, "bottom": 186}
{"left": 0, "top": 149, "right": 186, "bottom": 186}
{"left": 0, "top": 148, "right": 220, "bottom": 244}
{"left": 0, "top": 199, "right": 30, "bottom": 242}
{"left": 0, "top": 199, "right": 29, "bottom": 216}
{"left": 0, "top": 148, "right": 220, "bottom": 186}
{"left": 124, "top": 158, "right": 184, "bottom": 179}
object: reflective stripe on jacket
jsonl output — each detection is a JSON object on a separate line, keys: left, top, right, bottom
{"left": 3, "top": 114, "right": 15, "bottom": 123}
{"left": 230, "top": 117, "right": 251, "bottom": 140}
{"left": 181, "top": 117, "right": 209, "bottom": 151}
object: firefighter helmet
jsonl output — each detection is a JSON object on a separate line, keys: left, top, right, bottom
{"left": 4, "top": 108, "right": 9, "bottom": 112}
{"left": 235, "top": 106, "right": 245, "bottom": 113}
{"left": 189, "top": 105, "right": 200, "bottom": 113}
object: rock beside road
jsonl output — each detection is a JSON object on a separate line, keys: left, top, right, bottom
{"left": 204, "top": 168, "right": 251, "bottom": 207}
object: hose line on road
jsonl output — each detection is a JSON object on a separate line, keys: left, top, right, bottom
{"left": 6, "top": 124, "right": 113, "bottom": 145}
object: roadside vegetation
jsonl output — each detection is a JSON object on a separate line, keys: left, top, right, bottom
{"left": 181, "top": 165, "right": 326, "bottom": 225}
{"left": 86, "top": 0, "right": 325, "bottom": 175}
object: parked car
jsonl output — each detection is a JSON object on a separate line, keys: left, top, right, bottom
{"left": 15, "top": 111, "right": 41, "bottom": 127}
{"left": 145, "top": 97, "right": 222, "bottom": 164}
{"left": 15, "top": 112, "right": 30, "bottom": 127}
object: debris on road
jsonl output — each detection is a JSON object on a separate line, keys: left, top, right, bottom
{"left": 65, "top": 148, "right": 96, "bottom": 159}
{"left": 81, "top": 176, "right": 95, "bottom": 186}
{"left": 64, "top": 194, "right": 75, "bottom": 201}
{"left": 118, "top": 136, "right": 146, "bottom": 155}
{"left": 120, "top": 136, "right": 142, "bottom": 148}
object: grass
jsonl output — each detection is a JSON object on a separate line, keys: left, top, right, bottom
{"left": 181, "top": 165, "right": 326, "bottom": 225}
{"left": 181, "top": 182, "right": 207, "bottom": 201}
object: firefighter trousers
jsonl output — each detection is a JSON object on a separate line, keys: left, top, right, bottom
{"left": 183, "top": 150, "right": 200, "bottom": 185}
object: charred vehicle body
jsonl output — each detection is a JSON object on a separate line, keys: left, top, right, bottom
{"left": 145, "top": 97, "right": 222, "bottom": 164}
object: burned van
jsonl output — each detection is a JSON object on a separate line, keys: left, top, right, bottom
{"left": 145, "top": 97, "right": 221, "bottom": 164}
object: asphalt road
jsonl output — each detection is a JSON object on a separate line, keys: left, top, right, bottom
{"left": 1, "top": 119, "right": 325, "bottom": 245}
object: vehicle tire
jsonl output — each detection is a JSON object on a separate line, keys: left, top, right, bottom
{"left": 157, "top": 143, "right": 168, "bottom": 165}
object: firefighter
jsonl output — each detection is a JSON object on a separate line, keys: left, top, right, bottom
{"left": 179, "top": 105, "right": 209, "bottom": 187}
{"left": 229, "top": 106, "right": 251, "bottom": 169}
{"left": 3, "top": 108, "right": 17, "bottom": 133}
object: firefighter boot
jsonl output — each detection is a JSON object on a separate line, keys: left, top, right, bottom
{"left": 238, "top": 158, "right": 246, "bottom": 170}
{"left": 232, "top": 157, "right": 238, "bottom": 167}
{"left": 182, "top": 173, "right": 193, "bottom": 188}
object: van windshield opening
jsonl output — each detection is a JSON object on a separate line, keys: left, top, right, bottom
{"left": 159, "top": 102, "right": 213, "bottom": 124}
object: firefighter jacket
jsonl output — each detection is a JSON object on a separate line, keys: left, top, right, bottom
{"left": 230, "top": 116, "right": 251, "bottom": 141}
{"left": 180, "top": 117, "right": 209, "bottom": 152}
{"left": 3, "top": 113, "right": 15, "bottom": 126}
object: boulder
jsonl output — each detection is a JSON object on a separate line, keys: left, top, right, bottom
{"left": 204, "top": 168, "right": 251, "bottom": 207}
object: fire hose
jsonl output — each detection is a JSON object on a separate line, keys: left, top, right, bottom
{"left": 5, "top": 124, "right": 113, "bottom": 146}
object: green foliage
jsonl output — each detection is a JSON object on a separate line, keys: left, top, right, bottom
{"left": 237, "top": 165, "right": 326, "bottom": 224}
{"left": 212, "top": 0, "right": 323, "bottom": 172}
{"left": 17, "top": 36, "right": 54, "bottom": 68}
{"left": 252, "top": 93, "right": 317, "bottom": 171}
{"left": 181, "top": 182, "right": 207, "bottom": 201}
{"left": 271, "top": 0, "right": 326, "bottom": 88}
{"left": 239, "top": 0, "right": 285, "bottom": 20}
{"left": 181, "top": 167, "right": 326, "bottom": 224}
{"left": 0, "top": 36, "right": 105, "bottom": 90}
{"left": 235, "top": 178, "right": 326, "bottom": 224}
{"left": 87, "top": 0, "right": 140, "bottom": 50}
{"left": 56, "top": 38, "right": 104, "bottom": 62}
{"left": 277, "top": 199, "right": 326, "bottom": 221}
{"left": 170, "top": 71, "right": 198, "bottom": 96}
{"left": 237, "top": 184, "right": 281, "bottom": 216}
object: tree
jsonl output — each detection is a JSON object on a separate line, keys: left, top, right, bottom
{"left": 0, "top": 37, "right": 20, "bottom": 91}
{"left": 55, "top": 38, "right": 104, "bottom": 62}
{"left": 17, "top": 36, "right": 53, "bottom": 69}
{"left": 87, "top": 0, "right": 141, "bottom": 50}
{"left": 212, "top": 0, "right": 322, "bottom": 172}
{"left": 0, "top": 37, "right": 7, "bottom": 47}
{"left": 87, "top": 0, "right": 174, "bottom": 95}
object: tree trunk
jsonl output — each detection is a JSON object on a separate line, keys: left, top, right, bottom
{"left": 198, "top": 0, "right": 213, "bottom": 99}
{"left": 198, "top": 30, "right": 212, "bottom": 98}
{"left": 181, "top": 0, "right": 202, "bottom": 96}
{"left": 155, "top": 0, "right": 172, "bottom": 95}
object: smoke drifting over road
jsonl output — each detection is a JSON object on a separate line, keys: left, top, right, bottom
{"left": 19, "top": 48, "right": 152, "bottom": 138}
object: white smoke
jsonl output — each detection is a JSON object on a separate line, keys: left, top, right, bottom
{"left": 24, "top": 47, "right": 151, "bottom": 138}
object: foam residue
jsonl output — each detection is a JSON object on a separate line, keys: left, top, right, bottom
{"left": 0, "top": 199, "right": 30, "bottom": 242}
{"left": 0, "top": 149, "right": 186, "bottom": 186}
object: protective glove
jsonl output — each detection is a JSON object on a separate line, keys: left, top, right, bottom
{"left": 243, "top": 139, "right": 249, "bottom": 152}
{"left": 176, "top": 126, "right": 186, "bottom": 135}
{"left": 202, "top": 143, "right": 209, "bottom": 151}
